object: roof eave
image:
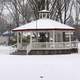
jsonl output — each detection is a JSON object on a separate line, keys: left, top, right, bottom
{"left": 12, "top": 28, "right": 75, "bottom": 32}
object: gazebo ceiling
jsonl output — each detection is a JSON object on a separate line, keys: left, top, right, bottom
{"left": 12, "top": 19, "right": 75, "bottom": 31}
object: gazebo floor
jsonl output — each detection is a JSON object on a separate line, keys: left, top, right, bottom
{"left": 11, "top": 48, "right": 78, "bottom": 55}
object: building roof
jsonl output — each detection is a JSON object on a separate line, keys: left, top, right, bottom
{"left": 13, "top": 19, "right": 75, "bottom": 31}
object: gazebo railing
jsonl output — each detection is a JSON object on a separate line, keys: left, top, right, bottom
{"left": 31, "top": 41, "right": 78, "bottom": 50}
{"left": 21, "top": 41, "right": 78, "bottom": 52}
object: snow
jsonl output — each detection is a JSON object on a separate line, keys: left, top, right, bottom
{"left": 0, "top": 55, "right": 80, "bottom": 80}
{"left": 0, "top": 45, "right": 16, "bottom": 55}
{"left": 0, "top": 43, "right": 80, "bottom": 80}
{"left": 13, "top": 19, "right": 74, "bottom": 31}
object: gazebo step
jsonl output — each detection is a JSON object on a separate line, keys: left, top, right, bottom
{"left": 10, "top": 48, "right": 78, "bottom": 55}
{"left": 29, "top": 49, "right": 78, "bottom": 55}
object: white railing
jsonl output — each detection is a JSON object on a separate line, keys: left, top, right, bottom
{"left": 26, "top": 43, "right": 32, "bottom": 54}
{"left": 71, "top": 41, "right": 78, "bottom": 48}
{"left": 18, "top": 41, "right": 78, "bottom": 53}
{"left": 32, "top": 41, "right": 78, "bottom": 50}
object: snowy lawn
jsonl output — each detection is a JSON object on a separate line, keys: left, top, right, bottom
{"left": 0, "top": 43, "right": 79, "bottom": 80}
{"left": 0, "top": 55, "right": 80, "bottom": 80}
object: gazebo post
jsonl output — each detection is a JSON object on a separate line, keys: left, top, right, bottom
{"left": 53, "top": 31, "right": 55, "bottom": 48}
{"left": 17, "top": 32, "right": 19, "bottom": 49}
{"left": 36, "top": 32, "right": 38, "bottom": 42}
{"left": 20, "top": 32, "right": 23, "bottom": 49}
{"left": 69, "top": 32, "right": 71, "bottom": 48}
{"left": 45, "top": 13, "right": 47, "bottom": 18}
{"left": 30, "top": 31, "right": 32, "bottom": 48}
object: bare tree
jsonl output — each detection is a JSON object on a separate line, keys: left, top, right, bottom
{"left": 27, "top": 0, "right": 73, "bottom": 24}
{"left": 4, "top": 0, "right": 32, "bottom": 27}
{"left": 74, "top": 0, "right": 80, "bottom": 24}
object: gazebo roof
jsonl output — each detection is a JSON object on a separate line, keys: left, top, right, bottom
{"left": 13, "top": 19, "right": 74, "bottom": 31}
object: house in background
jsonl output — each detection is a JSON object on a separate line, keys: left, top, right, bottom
{"left": 12, "top": 9, "right": 78, "bottom": 55}
{"left": 0, "top": 33, "right": 9, "bottom": 45}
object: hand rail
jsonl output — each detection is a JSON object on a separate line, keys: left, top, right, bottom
{"left": 32, "top": 41, "right": 78, "bottom": 49}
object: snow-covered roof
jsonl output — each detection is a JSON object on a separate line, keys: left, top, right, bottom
{"left": 13, "top": 19, "right": 74, "bottom": 31}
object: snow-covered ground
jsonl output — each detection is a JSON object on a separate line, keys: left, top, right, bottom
{"left": 0, "top": 45, "right": 16, "bottom": 55}
{"left": 0, "top": 44, "right": 79, "bottom": 80}
{"left": 0, "top": 55, "right": 79, "bottom": 80}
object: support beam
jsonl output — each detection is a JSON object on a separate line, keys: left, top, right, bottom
{"left": 53, "top": 31, "right": 55, "bottom": 42}
{"left": 30, "top": 31, "right": 32, "bottom": 48}
{"left": 36, "top": 32, "right": 38, "bottom": 42}
{"left": 17, "top": 32, "right": 19, "bottom": 49}
{"left": 53, "top": 31, "right": 55, "bottom": 48}
{"left": 45, "top": 13, "right": 47, "bottom": 18}
{"left": 61, "top": 32, "right": 63, "bottom": 42}
{"left": 69, "top": 32, "right": 71, "bottom": 48}
{"left": 20, "top": 32, "right": 23, "bottom": 49}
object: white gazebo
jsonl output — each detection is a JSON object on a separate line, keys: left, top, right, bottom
{"left": 12, "top": 10, "right": 78, "bottom": 55}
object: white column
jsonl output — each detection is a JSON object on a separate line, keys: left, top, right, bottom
{"left": 36, "top": 31, "right": 38, "bottom": 42}
{"left": 30, "top": 31, "right": 32, "bottom": 47}
{"left": 53, "top": 31, "right": 55, "bottom": 42}
{"left": 20, "top": 32, "right": 23, "bottom": 49}
{"left": 17, "top": 32, "right": 19, "bottom": 49}
{"left": 39, "top": 13, "right": 41, "bottom": 19}
{"left": 45, "top": 13, "right": 47, "bottom": 18}
{"left": 69, "top": 32, "right": 71, "bottom": 48}
{"left": 61, "top": 32, "right": 63, "bottom": 42}
{"left": 53, "top": 31, "right": 55, "bottom": 48}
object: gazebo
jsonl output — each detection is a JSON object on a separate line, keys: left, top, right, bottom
{"left": 12, "top": 10, "right": 78, "bottom": 55}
